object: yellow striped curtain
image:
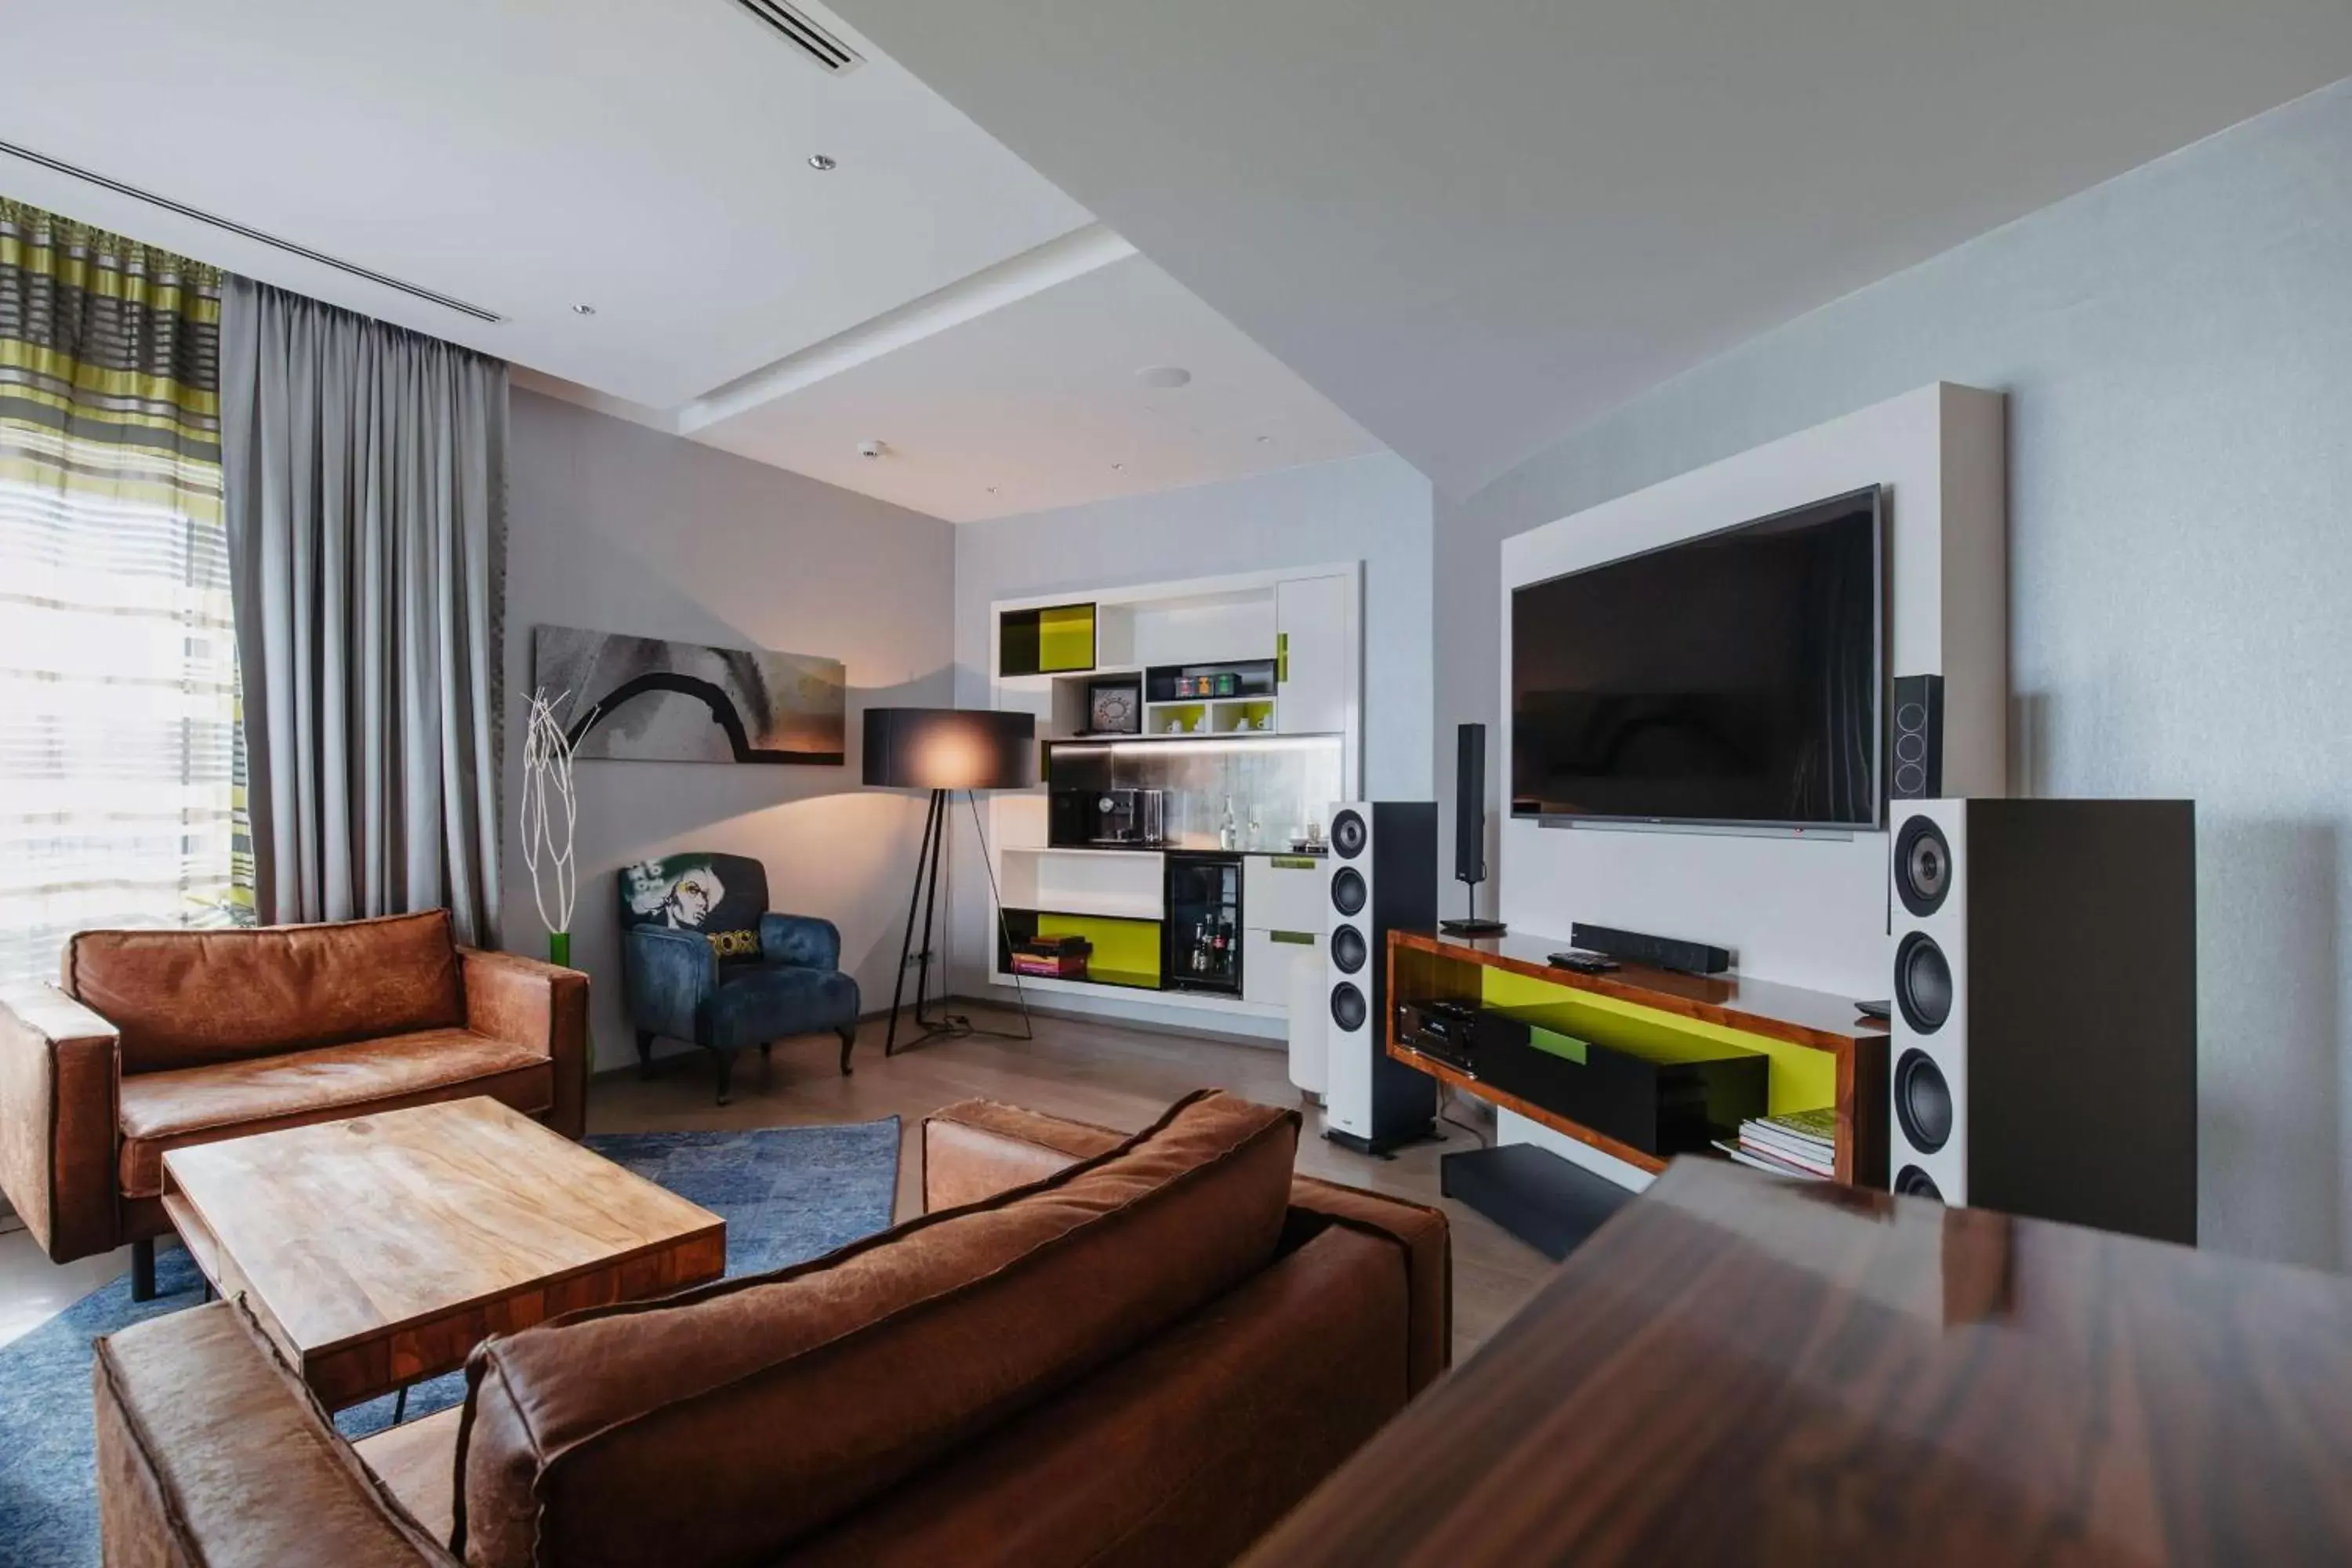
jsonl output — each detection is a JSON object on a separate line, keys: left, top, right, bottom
{"left": 0, "top": 198, "right": 251, "bottom": 989}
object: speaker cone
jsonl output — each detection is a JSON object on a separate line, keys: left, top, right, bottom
{"left": 1331, "top": 866, "right": 1367, "bottom": 917}
{"left": 1330, "top": 982, "right": 1367, "bottom": 1033}
{"left": 1893, "top": 1047, "right": 1954, "bottom": 1153}
{"left": 1331, "top": 924, "right": 1367, "bottom": 975}
{"left": 1894, "top": 931, "right": 1953, "bottom": 1033}
{"left": 1330, "top": 809, "right": 1367, "bottom": 860}
{"left": 1894, "top": 1164, "right": 1944, "bottom": 1201}
{"left": 1894, "top": 815, "right": 1951, "bottom": 917}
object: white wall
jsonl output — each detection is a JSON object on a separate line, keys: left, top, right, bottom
{"left": 949, "top": 452, "right": 1435, "bottom": 1022}
{"left": 1439, "top": 78, "right": 2352, "bottom": 1269}
{"left": 503, "top": 390, "right": 956, "bottom": 1074}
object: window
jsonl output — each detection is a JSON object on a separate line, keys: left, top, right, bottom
{"left": 0, "top": 199, "right": 249, "bottom": 991}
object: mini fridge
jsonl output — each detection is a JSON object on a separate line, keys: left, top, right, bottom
{"left": 1164, "top": 851, "right": 1243, "bottom": 995}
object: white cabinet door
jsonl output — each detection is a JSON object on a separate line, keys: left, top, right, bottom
{"left": 1275, "top": 574, "right": 1353, "bottom": 739}
{"left": 1243, "top": 854, "right": 1329, "bottom": 935}
{"left": 1244, "top": 927, "right": 1319, "bottom": 1007}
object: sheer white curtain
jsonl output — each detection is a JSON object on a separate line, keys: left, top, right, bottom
{"left": 0, "top": 200, "right": 247, "bottom": 991}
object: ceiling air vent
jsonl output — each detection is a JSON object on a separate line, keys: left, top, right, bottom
{"left": 731, "top": 0, "right": 865, "bottom": 74}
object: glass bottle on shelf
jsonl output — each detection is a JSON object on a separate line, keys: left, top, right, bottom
{"left": 1218, "top": 796, "right": 1237, "bottom": 851}
{"left": 1246, "top": 813, "right": 1261, "bottom": 851}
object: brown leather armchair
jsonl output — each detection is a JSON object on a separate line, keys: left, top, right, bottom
{"left": 0, "top": 910, "right": 586, "bottom": 1298}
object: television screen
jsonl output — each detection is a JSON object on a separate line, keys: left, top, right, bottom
{"left": 1510, "top": 487, "right": 1884, "bottom": 829}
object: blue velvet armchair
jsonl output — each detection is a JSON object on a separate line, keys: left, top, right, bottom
{"left": 618, "top": 852, "right": 860, "bottom": 1105}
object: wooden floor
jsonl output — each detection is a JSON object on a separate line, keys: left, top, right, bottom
{"left": 0, "top": 1002, "right": 1559, "bottom": 1362}
{"left": 593, "top": 1000, "right": 1557, "bottom": 1360}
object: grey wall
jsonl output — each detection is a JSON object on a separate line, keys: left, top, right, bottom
{"left": 503, "top": 390, "right": 956, "bottom": 1075}
{"left": 949, "top": 452, "right": 1435, "bottom": 1022}
{"left": 1438, "top": 79, "right": 2352, "bottom": 1268}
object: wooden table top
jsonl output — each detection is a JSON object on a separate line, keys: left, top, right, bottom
{"left": 1243, "top": 1158, "right": 2352, "bottom": 1566}
{"left": 163, "top": 1098, "right": 723, "bottom": 1403}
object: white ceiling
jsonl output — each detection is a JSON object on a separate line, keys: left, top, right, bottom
{"left": 689, "top": 250, "right": 1377, "bottom": 521}
{"left": 0, "top": 0, "right": 1370, "bottom": 518}
{"left": 826, "top": 0, "right": 2352, "bottom": 499}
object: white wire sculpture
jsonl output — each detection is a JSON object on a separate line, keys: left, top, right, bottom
{"left": 521, "top": 688, "right": 583, "bottom": 946}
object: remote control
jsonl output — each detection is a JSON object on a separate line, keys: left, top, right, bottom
{"left": 1547, "top": 950, "right": 1619, "bottom": 974}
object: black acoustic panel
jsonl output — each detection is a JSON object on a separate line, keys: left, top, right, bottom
{"left": 862, "top": 708, "right": 1035, "bottom": 790}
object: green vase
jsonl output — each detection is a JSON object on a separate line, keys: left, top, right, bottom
{"left": 548, "top": 931, "right": 571, "bottom": 967}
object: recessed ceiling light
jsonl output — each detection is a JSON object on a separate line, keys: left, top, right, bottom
{"left": 1136, "top": 365, "right": 1191, "bottom": 389}
{"left": 571, "top": 303, "right": 597, "bottom": 316}
{"left": 808, "top": 154, "right": 837, "bottom": 171}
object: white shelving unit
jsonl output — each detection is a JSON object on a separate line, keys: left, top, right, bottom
{"left": 985, "top": 562, "right": 1363, "bottom": 1034}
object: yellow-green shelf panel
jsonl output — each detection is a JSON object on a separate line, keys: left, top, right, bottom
{"left": 1480, "top": 968, "right": 1835, "bottom": 1116}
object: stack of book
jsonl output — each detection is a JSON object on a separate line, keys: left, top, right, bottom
{"left": 1010, "top": 934, "right": 1090, "bottom": 979}
{"left": 1715, "top": 1107, "right": 1836, "bottom": 1181}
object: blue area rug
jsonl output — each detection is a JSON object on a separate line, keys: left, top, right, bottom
{"left": 0, "top": 1117, "right": 900, "bottom": 1567}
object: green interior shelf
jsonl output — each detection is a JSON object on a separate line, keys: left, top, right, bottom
{"left": 999, "top": 602, "right": 1097, "bottom": 677}
{"left": 1033, "top": 913, "right": 1161, "bottom": 989}
{"left": 1480, "top": 968, "right": 1835, "bottom": 1116}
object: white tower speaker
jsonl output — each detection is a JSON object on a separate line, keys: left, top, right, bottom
{"left": 1888, "top": 799, "right": 2197, "bottom": 1244}
{"left": 1323, "top": 801, "right": 1438, "bottom": 1155}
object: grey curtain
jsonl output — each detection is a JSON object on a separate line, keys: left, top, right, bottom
{"left": 220, "top": 276, "right": 505, "bottom": 945}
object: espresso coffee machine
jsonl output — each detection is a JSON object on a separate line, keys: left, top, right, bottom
{"left": 1050, "top": 786, "right": 1165, "bottom": 847}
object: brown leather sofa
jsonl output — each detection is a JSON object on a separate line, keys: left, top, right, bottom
{"left": 0, "top": 910, "right": 587, "bottom": 1297}
{"left": 91, "top": 1089, "right": 1450, "bottom": 1566}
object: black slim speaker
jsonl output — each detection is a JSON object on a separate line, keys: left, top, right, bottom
{"left": 1454, "top": 724, "right": 1486, "bottom": 884}
{"left": 1569, "top": 923, "right": 1731, "bottom": 976}
{"left": 1888, "top": 799, "right": 2198, "bottom": 1246}
{"left": 1890, "top": 675, "right": 1944, "bottom": 800}
{"left": 1439, "top": 724, "right": 1505, "bottom": 935}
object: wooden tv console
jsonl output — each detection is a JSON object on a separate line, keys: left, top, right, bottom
{"left": 1386, "top": 928, "right": 1890, "bottom": 1186}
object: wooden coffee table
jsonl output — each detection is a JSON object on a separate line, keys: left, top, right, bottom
{"left": 161, "top": 1097, "right": 724, "bottom": 1410}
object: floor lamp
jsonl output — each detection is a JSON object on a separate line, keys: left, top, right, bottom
{"left": 863, "top": 706, "right": 1038, "bottom": 1055}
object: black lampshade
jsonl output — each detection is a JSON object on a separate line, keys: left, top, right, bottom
{"left": 862, "top": 708, "right": 1036, "bottom": 790}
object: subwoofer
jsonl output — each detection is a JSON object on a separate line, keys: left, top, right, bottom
{"left": 1323, "top": 801, "right": 1439, "bottom": 1155}
{"left": 1888, "top": 799, "right": 2198, "bottom": 1244}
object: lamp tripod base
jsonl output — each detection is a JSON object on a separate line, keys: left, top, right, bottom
{"left": 884, "top": 789, "right": 1034, "bottom": 1055}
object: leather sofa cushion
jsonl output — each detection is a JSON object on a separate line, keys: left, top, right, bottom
{"left": 67, "top": 911, "right": 463, "bottom": 1073}
{"left": 454, "top": 1089, "right": 1300, "bottom": 1568}
{"left": 117, "top": 1031, "right": 551, "bottom": 1198}
{"left": 93, "top": 1298, "right": 456, "bottom": 1566}
{"left": 786, "top": 1222, "right": 1413, "bottom": 1568}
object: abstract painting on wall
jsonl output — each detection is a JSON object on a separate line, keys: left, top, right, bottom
{"left": 532, "top": 626, "right": 846, "bottom": 765}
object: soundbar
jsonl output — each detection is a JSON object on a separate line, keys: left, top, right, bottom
{"left": 1569, "top": 923, "right": 1732, "bottom": 977}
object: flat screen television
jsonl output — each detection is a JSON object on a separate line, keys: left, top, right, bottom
{"left": 1510, "top": 486, "right": 1885, "bottom": 830}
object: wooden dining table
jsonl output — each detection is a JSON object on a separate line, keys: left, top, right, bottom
{"left": 1243, "top": 1156, "right": 2352, "bottom": 1566}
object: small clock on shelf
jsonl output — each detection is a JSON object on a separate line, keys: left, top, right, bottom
{"left": 1087, "top": 681, "right": 1139, "bottom": 735}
